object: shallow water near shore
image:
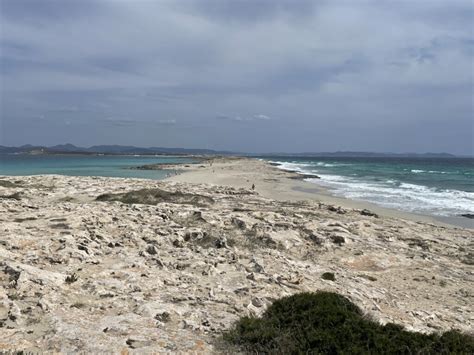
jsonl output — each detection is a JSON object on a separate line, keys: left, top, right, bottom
{"left": 0, "top": 154, "right": 195, "bottom": 180}
{"left": 265, "top": 156, "right": 474, "bottom": 218}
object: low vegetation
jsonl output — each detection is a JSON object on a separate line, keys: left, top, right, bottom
{"left": 321, "top": 272, "right": 336, "bottom": 281}
{"left": 0, "top": 192, "right": 22, "bottom": 200}
{"left": 223, "top": 291, "right": 474, "bottom": 354}
{"left": 0, "top": 180, "right": 23, "bottom": 188}
{"left": 96, "top": 188, "right": 214, "bottom": 207}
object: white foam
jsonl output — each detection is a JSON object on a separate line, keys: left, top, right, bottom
{"left": 428, "top": 170, "right": 449, "bottom": 174}
{"left": 270, "top": 160, "right": 474, "bottom": 216}
{"left": 316, "top": 162, "right": 336, "bottom": 167}
{"left": 315, "top": 177, "right": 474, "bottom": 216}
{"left": 273, "top": 161, "right": 310, "bottom": 173}
{"left": 411, "top": 169, "right": 451, "bottom": 174}
{"left": 315, "top": 162, "right": 351, "bottom": 167}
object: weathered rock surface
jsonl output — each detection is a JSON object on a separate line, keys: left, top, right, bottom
{"left": 0, "top": 174, "right": 472, "bottom": 352}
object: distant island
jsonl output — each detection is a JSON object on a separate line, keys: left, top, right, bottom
{"left": 0, "top": 144, "right": 464, "bottom": 158}
{"left": 259, "top": 151, "right": 461, "bottom": 158}
{"left": 0, "top": 144, "right": 233, "bottom": 156}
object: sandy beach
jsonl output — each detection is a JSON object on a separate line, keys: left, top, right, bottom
{"left": 0, "top": 157, "right": 473, "bottom": 352}
{"left": 166, "top": 157, "right": 473, "bottom": 229}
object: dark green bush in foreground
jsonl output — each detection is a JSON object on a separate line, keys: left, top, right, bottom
{"left": 223, "top": 292, "right": 473, "bottom": 354}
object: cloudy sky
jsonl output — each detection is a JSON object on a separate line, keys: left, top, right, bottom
{"left": 1, "top": 0, "right": 473, "bottom": 154}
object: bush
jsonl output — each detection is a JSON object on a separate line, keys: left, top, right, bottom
{"left": 96, "top": 188, "right": 214, "bottom": 207}
{"left": 223, "top": 292, "right": 474, "bottom": 354}
{"left": 321, "top": 272, "right": 336, "bottom": 281}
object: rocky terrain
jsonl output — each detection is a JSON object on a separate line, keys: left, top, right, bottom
{"left": 0, "top": 174, "right": 473, "bottom": 352}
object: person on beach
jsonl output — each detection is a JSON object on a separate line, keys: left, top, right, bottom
{"left": 252, "top": 183, "right": 255, "bottom": 190}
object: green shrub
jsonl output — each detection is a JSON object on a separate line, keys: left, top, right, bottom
{"left": 223, "top": 292, "right": 473, "bottom": 354}
{"left": 321, "top": 272, "right": 336, "bottom": 281}
{"left": 96, "top": 188, "right": 214, "bottom": 207}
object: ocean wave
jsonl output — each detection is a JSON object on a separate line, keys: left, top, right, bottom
{"left": 311, "top": 175, "right": 474, "bottom": 217}
{"left": 316, "top": 162, "right": 336, "bottom": 167}
{"left": 272, "top": 161, "right": 310, "bottom": 173}
{"left": 270, "top": 160, "right": 473, "bottom": 216}
{"left": 411, "top": 169, "right": 451, "bottom": 174}
{"left": 315, "top": 162, "right": 352, "bottom": 167}
{"left": 272, "top": 160, "right": 347, "bottom": 170}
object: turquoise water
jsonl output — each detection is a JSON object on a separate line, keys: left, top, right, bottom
{"left": 2, "top": 154, "right": 473, "bottom": 217}
{"left": 265, "top": 157, "right": 474, "bottom": 217}
{"left": 0, "top": 155, "right": 195, "bottom": 180}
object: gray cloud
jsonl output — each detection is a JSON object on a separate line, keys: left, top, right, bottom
{"left": 102, "top": 117, "right": 177, "bottom": 127}
{"left": 253, "top": 114, "right": 271, "bottom": 120}
{"left": 0, "top": 0, "right": 472, "bottom": 154}
{"left": 176, "top": 0, "right": 322, "bottom": 24}
{"left": 217, "top": 114, "right": 272, "bottom": 122}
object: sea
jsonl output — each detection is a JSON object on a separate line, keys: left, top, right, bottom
{"left": 264, "top": 156, "right": 474, "bottom": 218}
{"left": 1, "top": 154, "right": 473, "bottom": 219}
{"left": 0, "top": 154, "right": 195, "bottom": 180}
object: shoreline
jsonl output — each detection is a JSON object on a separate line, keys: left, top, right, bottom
{"left": 165, "top": 157, "right": 473, "bottom": 230}
{"left": 282, "top": 169, "right": 474, "bottom": 230}
{"left": 0, "top": 161, "right": 473, "bottom": 352}
{"left": 1, "top": 155, "right": 471, "bottom": 229}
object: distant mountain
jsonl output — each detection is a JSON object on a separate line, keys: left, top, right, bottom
{"left": 148, "top": 147, "right": 231, "bottom": 155}
{"left": 257, "top": 151, "right": 459, "bottom": 158}
{"left": 49, "top": 144, "right": 87, "bottom": 152}
{"left": 86, "top": 145, "right": 152, "bottom": 154}
{"left": 0, "top": 144, "right": 235, "bottom": 156}
{"left": 0, "top": 145, "right": 464, "bottom": 158}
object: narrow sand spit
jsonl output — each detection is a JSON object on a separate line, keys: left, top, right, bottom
{"left": 0, "top": 158, "right": 472, "bottom": 352}
{"left": 166, "top": 157, "right": 471, "bottom": 228}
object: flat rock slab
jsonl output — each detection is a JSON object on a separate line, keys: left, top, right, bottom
{"left": 0, "top": 174, "right": 472, "bottom": 352}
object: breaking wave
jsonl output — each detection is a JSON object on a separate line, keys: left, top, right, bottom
{"left": 272, "top": 160, "right": 474, "bottom": 217}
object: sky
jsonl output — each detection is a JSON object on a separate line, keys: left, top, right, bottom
{"left": 0, "top": 0, "right": 473, "bottom": 154}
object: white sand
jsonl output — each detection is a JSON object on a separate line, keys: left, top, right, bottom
{"left": 167, "top": 157, "right": 469, "bottom": 228}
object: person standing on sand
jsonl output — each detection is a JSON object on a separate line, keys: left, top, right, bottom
{"left": 252, "top": 184, "right": 255, "bottom": 190}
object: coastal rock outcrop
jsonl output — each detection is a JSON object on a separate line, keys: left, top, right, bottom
{"left": 0, "top": 174, "right": 472, "bottom": 352}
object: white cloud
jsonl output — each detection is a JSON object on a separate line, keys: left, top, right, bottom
{"left": 216, "top": 114, "right": 272, "bottom": 122}
{"left": 254, "top": 114, "right": 271, "bottom": 120}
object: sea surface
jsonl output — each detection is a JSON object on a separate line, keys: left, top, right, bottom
{"left": 264, "top": 156, "right": 474, "bottom": 218}
{"left": 0, "top": 154, "right": 195, "bottom": 180}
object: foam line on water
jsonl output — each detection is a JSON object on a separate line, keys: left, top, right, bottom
{"left": 270, "top": 160, "right": 474, "bottom": 217}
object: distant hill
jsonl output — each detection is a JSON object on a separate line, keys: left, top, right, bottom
{"left": 0, "top": 144, "right": 235, "bottom": 156}
{"left": 49, "top": 143, "right": 84, "bottom": 152}
{"left": 0, "top": 144, "right": 463, "bottom": 158}
{"left": 257, "top": 151, "right": 459, "bottom": 158}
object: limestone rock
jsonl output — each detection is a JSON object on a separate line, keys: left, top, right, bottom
{"left": 0, "top": 173, "right": 471, "bottom": 353}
